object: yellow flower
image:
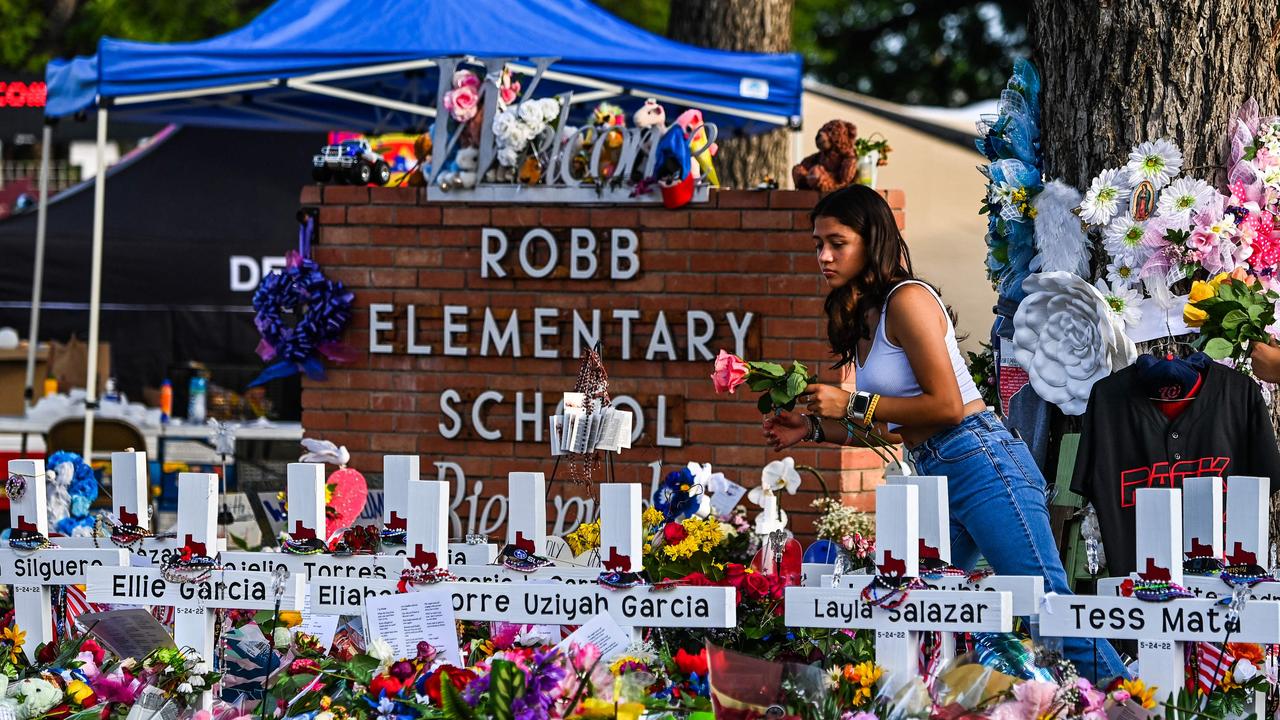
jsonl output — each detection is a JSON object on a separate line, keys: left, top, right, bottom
{"left": 609, "top": 655, "right": 645, "bottom": 675}
{"left": 2, "top": 625, "right": 26, "bottom": 663}
{"left": 278, "top": 610, "right": 303, "bottom": 628}
{"left": 642, "top": 506, "right": 664, "bottom": 528}
{"left": 1120, "top": 679, "right": 1158, "bottom": 710}
{"left": 67, "top": 679, "right": 94, "bottom": 704}
{"left": 575, "top": 698, "right": 615, "bottom": 718}
{"left": 564, "top": 520, "right": 601, "bottom": 556}
{"left": 1183, "top": 279, "right": 1219, "bottom": 327}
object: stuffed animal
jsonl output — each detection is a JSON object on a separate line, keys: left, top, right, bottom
{"left": 406, "top": 133, "right": 433, "bottom": 187}
{"left": 632, "top": 98, "right": 666, "bottom": 129}
{"left": 792, "top": 119, "right": 858, "bottom": 192}
{"left": 438, "top": 147, "right": 479, "bottom": 191}
{"left": 675, "top": 109, "right": 719, "bottom": 187}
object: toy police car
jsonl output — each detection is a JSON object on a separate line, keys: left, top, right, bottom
{"left": 312, "top": 138, "right": 391, "bottom": 185}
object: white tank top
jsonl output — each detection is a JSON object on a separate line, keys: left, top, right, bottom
{"left": 854, "top": 280, "right": 983, "bottom": 430}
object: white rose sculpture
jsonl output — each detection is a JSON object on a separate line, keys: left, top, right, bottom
{"left": 1012, "top": 271, "right": 1136, "bottom": 415}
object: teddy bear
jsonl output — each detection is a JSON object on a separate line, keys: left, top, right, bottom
{"left": 406, "top": 133, "right": 433, "bottom": 187}
{"left": 792, "top": 119, "right": 859, "bottom": 192}
{"left": 438, "top": 146, "right": 479, "bottom": 191}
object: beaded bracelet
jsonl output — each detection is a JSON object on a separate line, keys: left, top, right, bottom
{"left": 281, "top": 536, "right": 328, "bottom": 556}
{"left": 161, "top": 553, "right": 222, "bottom": 584}
{"left": 498, "top": 544, "right": 554, "bottom": 573}
{"left": 9, "top": 528, "right": 55, "bottom": 552}
{"left": 379, "top": 528, "right": 407, "bottom": 545}
{"left": 598, "top": 570, "right": 647, "bottom": 589}
{"left": 397, "top": 566, "right": 457, "bottom": 592}
{"left": 805, "top": 414, "right": 826, "bottom": 443}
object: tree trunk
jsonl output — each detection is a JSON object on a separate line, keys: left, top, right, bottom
{"left": 667, "top": 0, "right": 794, "bottom": 189}
{"left": 1031, "top": 0, "right": 1280, "bottom": 189}
{"left": 1032, "top": 0, "right": 1280, "bottom": 557}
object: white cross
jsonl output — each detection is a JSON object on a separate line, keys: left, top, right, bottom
{"left": 220, "top": 463, "right": 407, "bottom": 581}
{"left": 1044, "top": 485, "right": 1280, "bottom": 704}
{"left": 821, "top": 476, "right": 1042, "bottom": 669}
{"left": 381, "top": 455, "right": 495, "bottom": 565}
{"left": 310, "top": 470, "right": 735, "bottom": 630}
{"left": 55, "top": 451, "right": 228, "bottom": 562}
{"left": 0, "top": 459, "right": 129, "bottom": 660}
{"left": 786, "top": 482, "right": 1014, "bottom": 684}
{"left": 85, "top": 472, "right": 305, "bottom": 707}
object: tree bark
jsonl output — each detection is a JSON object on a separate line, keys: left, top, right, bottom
{"left": 667, "top": 0, "right": 794, "bottom": 189}
{"left": 1031, "top": 0, "right": 1280, "bottom": 189}
{"left": 1032, "top": 0, "right": 1280, "bottom": 556}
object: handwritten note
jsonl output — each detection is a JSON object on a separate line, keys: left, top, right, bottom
{"left": 365, "top": 590, "right": 461, "bottom": 667}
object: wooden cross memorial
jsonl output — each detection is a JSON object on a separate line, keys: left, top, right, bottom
{"left": 85, "top": 472, "right": 306, "bottom": 664}
{"left": 310, "top": 478, "right": 736, "bottom": 630}
{"left": 820, "top": 476, "right": 1043, "bottom": 668}
{"left": 0, "top": 459, "right": 130, "bottom": 660}
{"left": 382, "top": 455, "right": 496, "bottom": 566}
{"left": 1041, "top": 487, "right": 1280, "bottom": 703}
{"left": 219, "top": 462, "right": 407, "bottom": 581}
{"left": 56, "top": 451, "right": 226, "bottom": 562}
{"left": 786, "top": 483, "right": 1013, "bottom": 684}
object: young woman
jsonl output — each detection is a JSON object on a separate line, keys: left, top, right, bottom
{"left": 762, "top": 184, "right": 1127, "bottom": 682}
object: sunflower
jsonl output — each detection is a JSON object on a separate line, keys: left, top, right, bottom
{"left": 1, "top": 625, "right": 25, "bottom": 663}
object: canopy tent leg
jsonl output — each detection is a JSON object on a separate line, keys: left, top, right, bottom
{"left": 789, "top": 128, "right": 802, "bottom": 189}
{"left": 83, "top": 107, "right": 107, "bottom": 459}
{"left": 23, "top": 121, "right": 53, "bottom": 411}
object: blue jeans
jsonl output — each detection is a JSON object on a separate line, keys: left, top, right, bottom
{"left": 908, "top": 411, "right": 1128, "bottom": 683}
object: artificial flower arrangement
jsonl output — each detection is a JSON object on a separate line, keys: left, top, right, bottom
{"left": 976, "top": 59, "right": 1043, "bottom": 303}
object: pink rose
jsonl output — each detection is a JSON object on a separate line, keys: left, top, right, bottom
{"left": 452, "top": 70, "right": 479, "bottom": 90}
{"left": 710, "top": 349, "right": 749, "bottom": 394}
{"left": 444, "top": 85, "right": 479, "bottom": 123}
{"left": 1111, "top": 690, "right": 1131, "bottom": 704}
{"left": 500, "top": 79, "right": 522, "bottom": 106}
{"left": 1187, "top": 227, "right": 1218, "bottom": 253}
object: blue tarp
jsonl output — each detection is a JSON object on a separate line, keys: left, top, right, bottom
{"left": 46, "top": 0, "right": 802, "bottom": 134}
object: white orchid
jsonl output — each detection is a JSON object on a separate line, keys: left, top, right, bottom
{"left": 749, "top": 457, "right": 802, "bottom": 535}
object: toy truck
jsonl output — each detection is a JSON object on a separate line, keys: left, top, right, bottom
{"left": 312, "top": 138, "right": 391, "bottom": 185}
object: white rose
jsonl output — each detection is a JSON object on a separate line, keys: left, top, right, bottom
{"left": 497, "top": 146, "right": 520, "bottom": 168}
{"left": 1012, "top": 271, "right": 1136, "bottom": 415}
{"left": 538, "top": 97, "right": 561, "bottom": 123}
{"left": 272, "top": 626, "right": 291, "bottom": 648}
{"left": 1235, "top": 659, "right": 1258, "bottom": 682}
{"left": 518, "top": 101, "right": 541, "bottom": 125}
{"left": 492, "top": 110, "right": 518, "bottom": 142}
{"left": 367, "top": 637, "right": 396, "bottom": 663}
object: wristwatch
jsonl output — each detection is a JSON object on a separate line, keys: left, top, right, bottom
{"left": 846, "top": 391, "right": 873, "bottom": 425}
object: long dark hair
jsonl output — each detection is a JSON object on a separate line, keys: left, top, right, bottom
{"left": 811, "top": 184, "right": 940, "bottom": 368}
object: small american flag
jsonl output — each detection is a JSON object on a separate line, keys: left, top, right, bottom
{"left": 1195, "top": 642, "right": 1236, "bottom": 694}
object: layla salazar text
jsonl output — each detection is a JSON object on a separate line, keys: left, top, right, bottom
{"left": 369, "top": 305, "right": 753, "bottom": 362}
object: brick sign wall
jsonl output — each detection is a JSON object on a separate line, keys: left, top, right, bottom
{"left": 300, "top": 185, "right": 906, "bottom": 538}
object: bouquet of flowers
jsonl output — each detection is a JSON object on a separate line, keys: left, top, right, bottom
{"left": 710, "top": 350, "right": 813, "bottom": 414}
{"left": 1182, "top": 270, "right": 1279, "bottom": 364}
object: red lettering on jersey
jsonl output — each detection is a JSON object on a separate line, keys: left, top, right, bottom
{"left": 1118, "top": 456, "right": 1230, "bottom": 507}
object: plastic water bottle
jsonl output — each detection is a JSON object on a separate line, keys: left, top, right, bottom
{"left": 159, "top": 379, "right": 173, "bottom": 424}
{"left": 188, "top": 376, "right": 207, "bottom": 423}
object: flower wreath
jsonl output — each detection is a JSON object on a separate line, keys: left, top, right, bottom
{"left": 250, "top": 212, "right": 357, "bottom": 387}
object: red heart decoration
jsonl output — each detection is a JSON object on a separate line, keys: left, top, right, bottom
{"left": 325, "top": 467, "right": 368, "bottom": 540}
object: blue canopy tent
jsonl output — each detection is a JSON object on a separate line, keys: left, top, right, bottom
{"left": 36, "top": 0, "right": 804, "bottom": 456}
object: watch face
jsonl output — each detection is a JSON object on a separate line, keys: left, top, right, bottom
{"left": 853, "top": 393, "right": 872, "bottom": 415}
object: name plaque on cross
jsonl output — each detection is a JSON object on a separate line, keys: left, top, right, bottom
{"left": 310, "top": 579, "right": 735, "bottom": 627}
